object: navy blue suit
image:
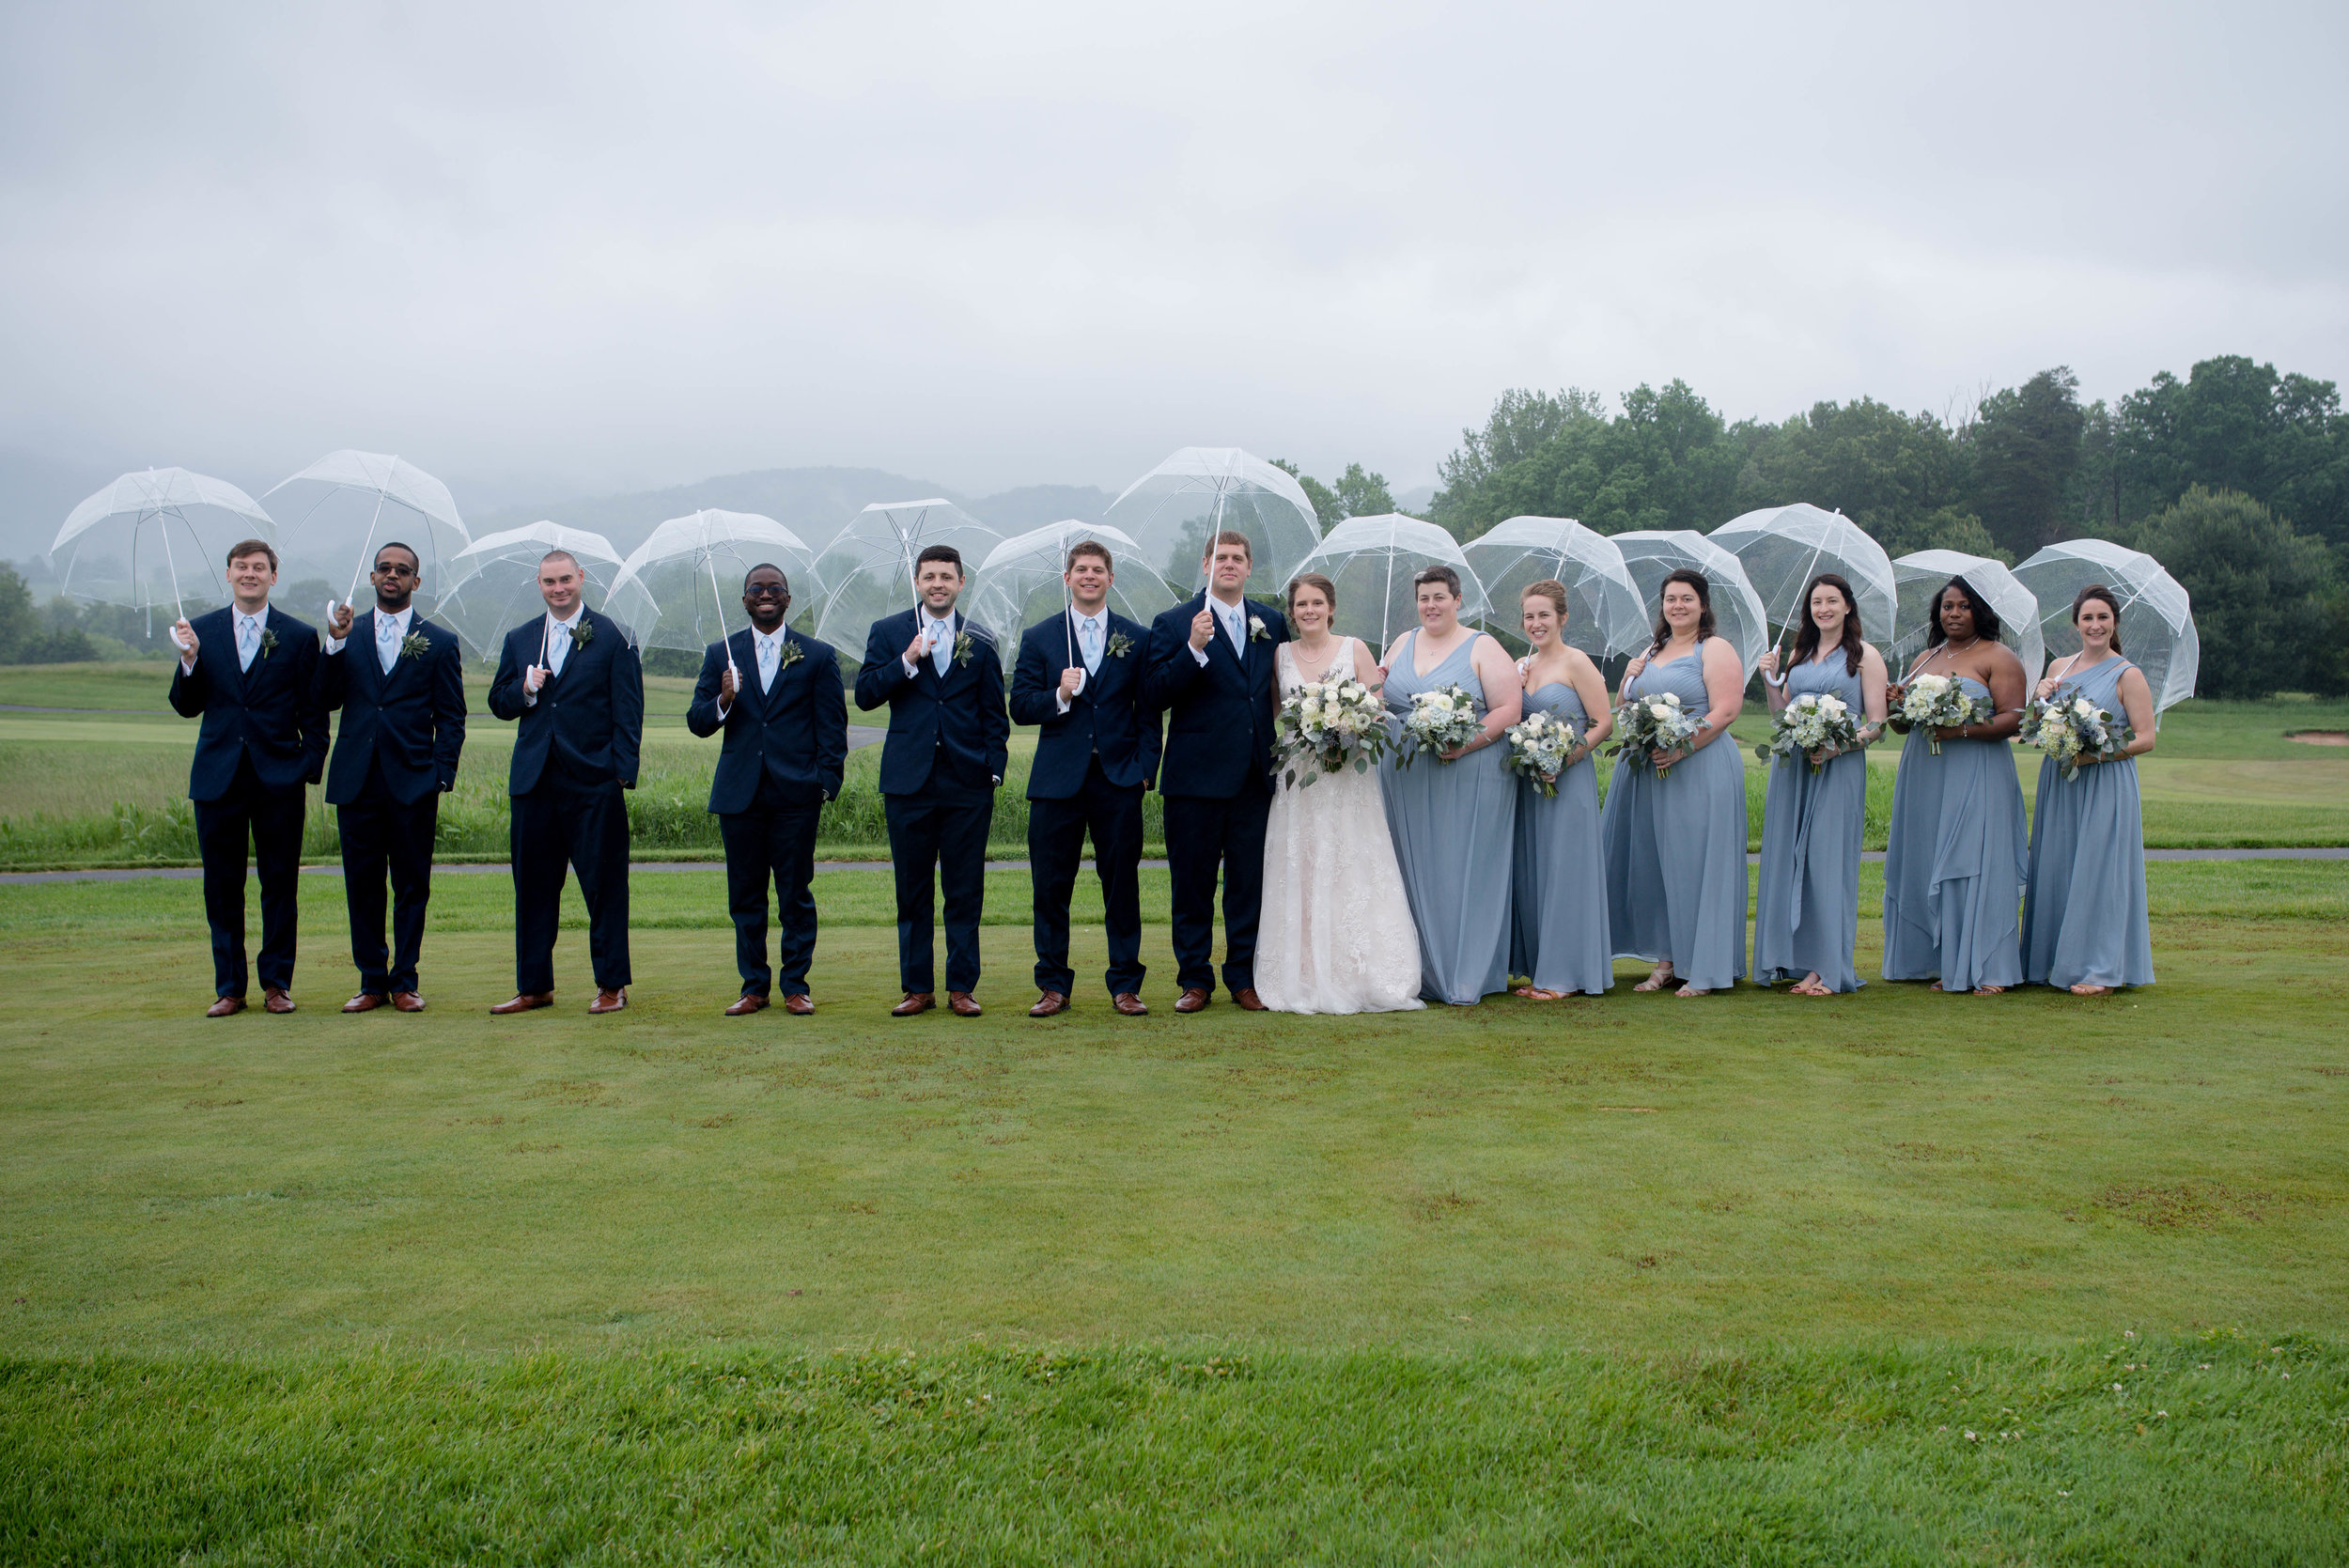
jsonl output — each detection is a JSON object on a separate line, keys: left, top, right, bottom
{"left": 854, "top": 607, "right": 1009, "bottom": 996}
{"left": 1009, "top": 608, "right": 1159, "bottom": 998}
{"left": 488, "top": 606, "right": 645, "bottom": 995}
{"left": 167, "top": 604, "right": 329, "bottom": 1000}
{"left": 1142, "top": 592, "right": 1290, "bottom": 995}
{"left": 317, "top": 609, "right": 467, "bottom": 997}
{"left": 688, "top": 627, "right": 848, "bottom": 998}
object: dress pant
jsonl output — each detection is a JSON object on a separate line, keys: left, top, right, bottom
{"left": 193, "top": 753, "right": 307, "bottom": 999}
{"left": 719, "top": 769, "right": 825, "bottom": 998}
{"left": 336, "top": 759, "right": 441, "bottom": 995}
{"left": 1029, "top": 755, "right": 1146, "bottom": 997}
{"left": 509, "top": 756, "right": 631, "bottom": 995}
{"left": 1163, "top": 772, "right": 1270, "bottom": 995}
{"left": 883, "top": 749, "right": 993, "bottom": 995}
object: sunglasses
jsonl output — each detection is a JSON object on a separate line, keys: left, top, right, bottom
{"left": 743, "top": 583, "right": 789, "bottom": 598}
{"left": 373, "top": 562, "right": 419, "bottom": 578}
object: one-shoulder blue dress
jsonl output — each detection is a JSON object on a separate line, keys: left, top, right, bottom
{"left": 1880, "top": 675, "right": 2027, "bottom": 990}
{"left": 1510, "top": 680, "right": 1612, "bottom": 994}
{"left": 2021, "top": 655, "right": 2155, "bottom": 989}
{"left": 1380, "top": 631, "right": 1516, "bottom": 1003}
{"left": 1752, "top": 654, "right": 1869, "bottom": 993}
{"left": 1600, "top": 641, "right": 1748, "bottom": 991}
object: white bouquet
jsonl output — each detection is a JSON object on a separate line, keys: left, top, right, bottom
{"left": 1273, "top": 675, "right": 1392, "bottom": 788}
{"left": 1609, "top": 689, "right": 1709, "bottom": 779}
{"left": 1894, "top": 673, "right": 1987, "bottom": 755}
{"left": 2018, "top": 686, "right": 2135, "bottom": 783}
{"left": 1504, "top": 708, "right": 1581, "bottom": 798}
{"left": 1396, "top": 683, "right": 1483, "bottom": 767}
{"left": 1754, "top": 691, "right": 1862, "bottom": 773}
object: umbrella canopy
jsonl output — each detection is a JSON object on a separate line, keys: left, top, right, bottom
{"left": 436, "top": 521, "right": 630, "bottom": 660}
{"left": 263, "top": 451, "right": 470, "bottom": 614}
{"left": 1100, "top": 447, "right": 1322, "bottom": 599}
{"left": 810, "top": 499, "right": 1003, "bottom": 653}
{"left": 49, "top": 467, "right": 276, "bottom": 626}
{"left": 1889, "top": 550, "right": 2045, "bottom": 686}
{"left": 1285, "top": 513, "right": 1486, "bottom": 650}
{"left": 962, "top": 521, "right": 1178, "bottom": 672}
{"left": 2014, "top": 538, "right": 2199, "bottom": 714}
{"left": 605, "top": 509, "right": 822, "bottom": 656}
{"left": 1708, "top": 503, "right": 1897, "bottom": 655}
{"left": 1610, "top": 530, "right": 1771, "bottom": 674}
{"left": 1461, "top": 515, "right": 1647, "bottom": 658}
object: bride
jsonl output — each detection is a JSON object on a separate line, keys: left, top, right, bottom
{"left": 1254, "top": 573, "right": 1425, "bottom": 1015}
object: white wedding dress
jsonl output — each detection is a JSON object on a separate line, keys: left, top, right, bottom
{"left": 1255, "top": 639, "right": 1427, "bottom": 1015}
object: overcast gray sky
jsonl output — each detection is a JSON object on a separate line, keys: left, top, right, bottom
{"left": 3, "top": 0, "right": 2343, "bottom": 500}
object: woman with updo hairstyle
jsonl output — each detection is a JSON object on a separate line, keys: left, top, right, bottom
{"left": 1507, "top": 578, "right": 1616, "bottom": 998}
{"left": 2020, "top": 583, "right": 2157, "bottom": 995}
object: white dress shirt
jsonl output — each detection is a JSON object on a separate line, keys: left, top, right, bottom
{"left": 182, "top": 602, "right": 271, "bottom": 675}
{"left": 717, "top": 627, "right": 788, "bottom": 721}
{"left": 1189, "top": 595, "right": 1251, "bottom": 667}
{"left": 324, "top": 604, "right": 414, "bottom": 674}
{"left": 1058, "top": 610, "right": 1107, "bottom": 713}
{"left": 902, "top": 613, "right": 958, "bottom": 678}
{"left": 526, "top": 607, "right": 583, "bottom": 706}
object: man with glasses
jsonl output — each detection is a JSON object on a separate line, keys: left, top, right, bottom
{"left": 318, "top": 541, "right": 467, "bottom": 1013}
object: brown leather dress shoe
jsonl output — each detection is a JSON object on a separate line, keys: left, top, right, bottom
{"left": 490, "top": 992, "right": 553, "bottom": 1015}
{"left": 391, "top": 991, "right": 426, "bottom": 1013}
{"left": 725, "top": 993, "right": 769, "bottom": 1017}
{"left": 1233, "top": 987, "right": 1268, "bottom": 1012}
{"left": 948, "top": 991, "right": 983, "bottom": 1017}
{"left": 783, "top": 994, "right": 815, "bottom": 1016}
{"left": 343, "top": 991, "right": 386, "bottom": 1014}
{"left": 206, "top": 995, "right": 245, "bottom": 1018}
{"left": 1029, "top": 990, "right": 1069, "bottom": 1017}
{"left": 892, "top": 992, "right": 935, "bottom": 1017}
{"left": 588, "top": 987, "right": 628, "bottom": 1015}
{"left": 263, "top": 986, "right": 296, "bottom": 1015}
{"left": 1112, "top": 991, "right": 1148, "bottom": 1016}
{"left": 1174, "top": 986, "right": 1210, "bottom": 1014}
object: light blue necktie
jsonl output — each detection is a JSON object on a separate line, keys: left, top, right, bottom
{"left": 929, "top": 617, "right": 955, "bottom": 677}
{"left": 377, "top": 613, "right": 400, "bottom": 675}
{"left": 1080, "top": 615, "right": 1101, "bottom": 675}
{"left": 238, "top": 614, "right": 260, "bottom": 671}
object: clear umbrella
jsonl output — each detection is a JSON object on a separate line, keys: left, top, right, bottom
{"left": 1610, "top": 530, "right": 1771, "bottom": 674}
{"left": 1285, "top": 513, "right": 1486, "bottom": 650}
{"left": 49, "top": 467, "right": 276, "bottom": 632}
{"left": 810, "top": 498, "right": 1002, "bottom": 654}
{"left": 1461, "top": 515, "right": 1647, "bottom": 658}
{"left": 437, "top": 521, "right": 630, "bottom": 661}
{"left": 963, "top": 520, "right": 1177, "bottom": 673}
{"left": 606, "top": 510, "right": 823, "bottom": 672}
{"left": 1708, "top": 503, "right": 1897, "bottom": 664}
{"left": 263, "top": 451, "right": 471, "bottom": 619}
{"left": 2014, "top": 538, "right": 2199, "bottom": 714}
{"left": 1100, "top": 447, "right": 1322, "bottom": 599}
{"left": 1890, "top": 550, "right": 2045, "bottom": 686}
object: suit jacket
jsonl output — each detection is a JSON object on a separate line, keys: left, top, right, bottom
{"left": 1143, "top": 591, "right": 1290, "bottom": 800}
{"left": 317, "top": 610, "right": 467, "bottom": 806}
{"left": 167, "top": 603, "right": 329, "bottom": 801}
{"left": 686, "top": 627, "right": 848, "bottom": 813}
{"left": 1008, "top": 608, "right": 1160, "bottom": 799}
{"left": 486, "top": 605, "right": 645, "bottom": 795}
{"left": 852, "top": 607, "right": 1010, "bottom": 797}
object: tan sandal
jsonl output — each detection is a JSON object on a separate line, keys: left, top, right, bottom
{"left": 1515, "top": 986, "right": 1565, "bottom": 1001}
{"left": 1633, "top": 964, "right": 1675, "bottom": 993}
{"left": 2068, "top": 983, "right": 2115, "bottom": 998}
{"left": 1971, "top": 985, "right": 2006, "bottom": 996}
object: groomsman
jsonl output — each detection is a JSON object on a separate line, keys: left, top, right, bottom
{"left": 1143, "top": 529, "right": 1288, "bottom": 1013}
{"left": 167, "top": 538, "right": 329, "bottom": 1016}
{"left": 855, "top": 544, "right": 1009, "bottom": 1017}
{"left": 686, "top": 564, "right": 848, "bottom": 1016}
{"left": 486, "top": 549, "right": 643, "bottom": 1015}
{"left": 1008, "top": 540, "right": 1159, "bottom": 1017}
{"left": 318, "top": 541, "right": 467, "bottom": 1013}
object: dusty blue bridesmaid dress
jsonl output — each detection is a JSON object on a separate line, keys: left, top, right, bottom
{"left": 1751, "top": 654, "right": 1869, "bottom": 992}
{"left": 1880, "top": 675, "right": 2027, "bottom": 989}
{"left": 1599, "top": 640, "right": 1749, "bottom": 991}
{"left": 1510, "top": 680, "right": 1612, "bottom": 994}
{"left": 2021, "top": 655, "right": 2155, "bottom": 989}
{"left": 1380, "top": 630, "right": 1516, "bottom": 1003}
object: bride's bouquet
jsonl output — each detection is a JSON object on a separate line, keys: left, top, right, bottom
{"left": 1395, "top": 683, "right": 1483, "bottom": 767}
{"left": 1892, "top": 673, "right": 1986, "bottom": 755}
{"left": 1503, "top": 709, "right": 1580, "bottom": 798}
{"left": 1753, "top": 691, "right": 1861, "bottom": 773}
{"left": 2018, "top": 686, "right": 2135, "bottom": 782}
{"left": 1608, "top": 689, "right": 1708, "bottom": 779}
{"left": 1272, "top": 675, "right": 1391, "bottom": 788}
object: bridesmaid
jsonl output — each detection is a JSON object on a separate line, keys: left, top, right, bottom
{"left": 2021, "top": 584, "right": 2157, "bottom": 994}
{"left": 1509, "top": 580, "right": 1616, "bottom": 999}
{"left": 1600, "top": 567, "right": 1749, "bottom": 997}
{"left": 1880, "top": 576, "right": 2030, "bottom": 994}
{"left": 1379, "top": 565, "right": 1524, "bottom": 1005}
{"left": 1752, "top": 573, "right": 1888, "bottom": 995}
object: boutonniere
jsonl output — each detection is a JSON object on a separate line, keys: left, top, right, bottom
{"left": 398, "top": 630, "right": 431, "bottom": 662}
{"left": 569, "top": 620, "right": 594, "bottom": 653}
{"left": 778, "top": 640, "right": 804, "bottom": 671}
{"left": 257, "top": 628, "right": 279, "bottom": 660}
{"left": 953, "top": 629, "right": 977, "bottom": 668}
{"left": 1107, "top": 630, "right": 1134, "bottom": 659}
{"left": 1248, "top": 614, "right": 1269, "bottom": 643}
